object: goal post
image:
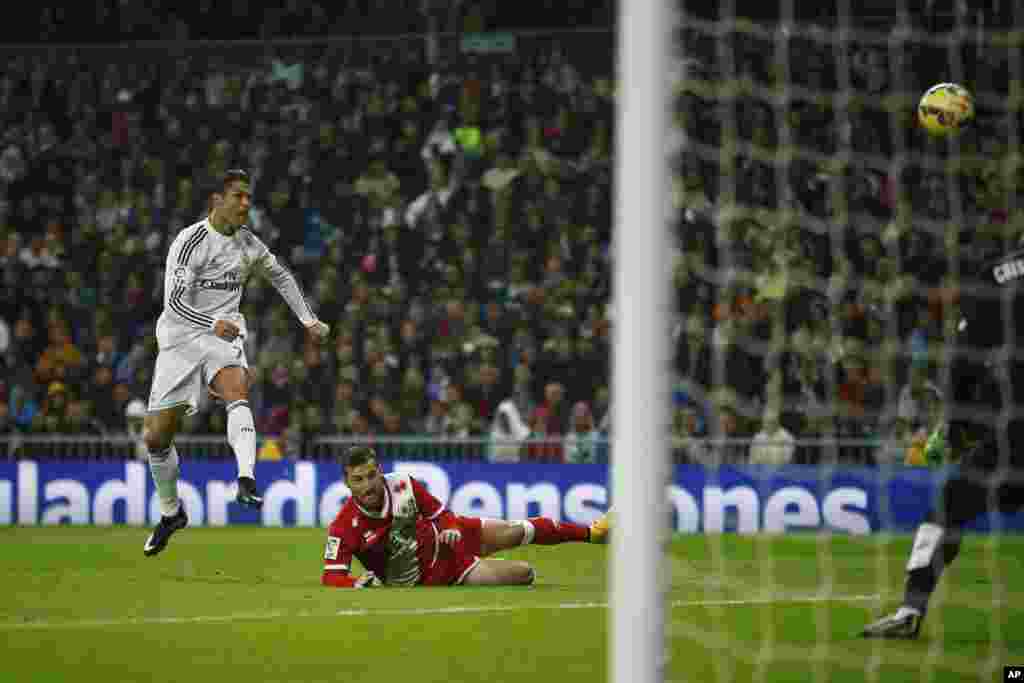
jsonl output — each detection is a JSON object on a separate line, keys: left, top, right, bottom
{"left": 610, "top": 1, "right": 672, "bottom": 682}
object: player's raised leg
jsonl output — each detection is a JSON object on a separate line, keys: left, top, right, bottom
{"left": 862, "top": 456, "right": 1020, "bottom": 639}
{"left": 478, "top": 517, "right": 592, "bottom": 556}
{"left": 142, "top": 406, "right": 189, "bottom": 557}
{"left": 210, "top": 364, "right": 261, "bottom": 508}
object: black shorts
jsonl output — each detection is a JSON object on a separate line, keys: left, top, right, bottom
{"left": 932, "top": 434, "right": 1024, "bottom": 528}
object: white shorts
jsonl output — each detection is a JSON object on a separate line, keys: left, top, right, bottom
{"left": 147, "top": 335, "right": 248, "bottom": 416}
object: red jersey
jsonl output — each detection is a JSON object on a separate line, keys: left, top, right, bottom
{"left": 322, "top": 473, "right": 460, "bottom": 587}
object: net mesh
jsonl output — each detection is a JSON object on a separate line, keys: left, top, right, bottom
{"left": 663, "top": 1, "right": 1020, "bottom": 681}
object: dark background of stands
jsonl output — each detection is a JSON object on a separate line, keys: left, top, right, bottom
{"left": 0, "top": 1, "right": 1019, "bottom": 466}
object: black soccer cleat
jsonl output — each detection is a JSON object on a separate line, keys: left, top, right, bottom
{"left": 861, "top": 607, "right": 924, "bottom": 639}
{"left": 143, "top": 506, "right": 189, "bottom": 557}
{"left": 236, "top": 476, "right": 263, "bottom": 509}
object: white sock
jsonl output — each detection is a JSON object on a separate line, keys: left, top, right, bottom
{"left": 149, "top": 445, "right": 181, "bottom": 517}
{"left": 906, "top": 522, "right": 943, "bottom": 571}
{"left": 518, "top": 520, "right": 536, "bottom": 546}
{"left": 227, "top": 400, "right": 257, "bottom": 479}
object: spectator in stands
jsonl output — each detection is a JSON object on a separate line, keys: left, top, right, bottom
{"left": 0, "top": 395, "right": 11, "bottom": 437}
{"left": 396, "top": 366, "right": 427, "bottom": 430}
{"left": 488, "top": 398, "right": 530, "bottom": 463}
{"left": 0, "top": 232, "right": 22, "bottom": 312}
{"left": 88, "top": 364, "right": 119, "bottom": 429}
{"left": 88, "top": 332, "right": 124, "bottom": 373}
{"left": 261, "top": 361, "right": 295, "bottom": 427}
{"left": 299, "top": 344, "right": 334, "bottom": 418}
{"left": 116, "top": 330, "right": 157, "bottom": 385}
{"left": 423, "top": 396, "right": 453, "bottom": 437}
{"left": 9, "top": 382, "right": 38, "bottom": 433}
{"left": 405, "top": 154, "right": 461, "bottom": 290}
{"left": 702, "top": 401, "right": 749, "bottom": 466}
{"left": 564, "top": 401, "right": 602, "bottom": 464}
{"left": 34, "top": 321, "right": 84, "bottom": 387}
{"left": 283, "top": 402, "right": 324, "bottom": 459}
{"left": 528, "top": 382, "right": 567, "bottom": 460}
{"left": 672, "top": 405, "right": 709, "bottom": 465}
{"left": 330, "top": 366, "right": 359, "bottom": 426}
{"left": 65, "top": 399, "right": 105, "bottom": 435}
{"left": 464, "top": 362, "right": 505, "bottom": 428}
{"left": 354, "top": 158, "right": 401, "bottom": 206}
{"left": 525, "top": 404, "right": 560, "bottom": 462}
{"left": 748, "top": 406, "right": 796, "bottom": 466}
{"left": 892, "top": 361, "right": 943, "bottom": 447}
{"left": 835, "top": 350, "right": 887, "bottom": 463}
{"left": 31, "top": 382, "right": 71, "bottom": 433}
{"left": 446, "top": 386, "right": 475, "bottom": 437}
{"left": 125, "top": 398, "right": 148, "bottom": 459}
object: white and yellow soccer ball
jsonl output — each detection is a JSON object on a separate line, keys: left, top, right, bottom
{"left": 918, "top": 83, "right": 974, "bottom": 136}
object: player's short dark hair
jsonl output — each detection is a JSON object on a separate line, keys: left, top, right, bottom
{"left": 341, "top": 446, "right": 377, "bottom": 472}
{"left": 206, "top": 169, "right": 250, "bottom": 199}
{"left": 221, "top": 169, "right": 250, "bottom": 192}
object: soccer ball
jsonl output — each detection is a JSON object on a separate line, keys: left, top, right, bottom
{"left": 917, "top": 83, "right": 974, "bottom": 136}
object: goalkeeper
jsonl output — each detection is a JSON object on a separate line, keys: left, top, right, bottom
{"left": 862, "top": 248, "right": 1024, "bottom": 638}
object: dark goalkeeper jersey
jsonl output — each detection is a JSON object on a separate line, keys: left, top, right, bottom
{"left": 947, "top": 246, "right": 1024, "bottom": 466}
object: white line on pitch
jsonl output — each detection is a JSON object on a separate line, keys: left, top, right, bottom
{"left": 0, "top": 594, "right": 880, "bottom": 630}
{"left": 334, "top": 594, "right": 881, "bottom": 618}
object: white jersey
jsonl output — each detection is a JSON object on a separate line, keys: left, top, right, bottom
{"left": 156, "top": 218, "right": 316, "bottom": 350}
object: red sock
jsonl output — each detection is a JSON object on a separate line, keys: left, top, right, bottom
{"left": 527, "top": 517, "right": 590, "bottom": 544}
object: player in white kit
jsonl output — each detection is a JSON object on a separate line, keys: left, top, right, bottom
{"left": 142, "top": 170, "right": 330, "bottom": 556}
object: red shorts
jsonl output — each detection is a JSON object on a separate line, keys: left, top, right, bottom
{"left": 421, "top": 516, "right": 484, "bottom": 586}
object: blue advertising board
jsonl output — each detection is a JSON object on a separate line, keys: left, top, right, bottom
{"left": 0, "top": 460, "right": 1021, "bottom": 533}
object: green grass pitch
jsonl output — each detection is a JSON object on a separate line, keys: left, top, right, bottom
{"left": 1, "top": 527, "right": 1021, "bottom": 682}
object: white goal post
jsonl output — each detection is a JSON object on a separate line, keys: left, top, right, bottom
{"left": 611, "top": 1, "right": 672, "bottom": 682}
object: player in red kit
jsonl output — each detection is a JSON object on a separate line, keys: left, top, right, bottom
{"left": 321, "top": 446, "right": 611, "bottom": 588}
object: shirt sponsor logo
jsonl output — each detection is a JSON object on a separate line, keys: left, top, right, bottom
{"left": 194, "top": 271, "right": 242, "bottom": 291}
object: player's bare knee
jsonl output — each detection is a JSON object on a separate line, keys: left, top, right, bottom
{"left": 501, "top": 522, "right": 527, "bottom": 548}
{"left": 143, "top": 427, "right": 171, "bottom": 454}
{"left": 142, "top": 414, "right": 175, "bottom": 453}
{"left": 212, "top": 367, "right": 249, "bottom": 402}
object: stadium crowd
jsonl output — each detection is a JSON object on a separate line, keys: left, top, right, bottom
{"left": 0, "top": 2, "right": 1020, "bottom": 465}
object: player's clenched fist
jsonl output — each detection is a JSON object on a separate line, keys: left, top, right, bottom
{"left": 212, "top": 319, "right": 241, "bottom": 341}
{"left": 439, "top": 529, "right": 462, "bottom": 547}
{"left": 305, "top": 319, "right": 330, "bottom": 343}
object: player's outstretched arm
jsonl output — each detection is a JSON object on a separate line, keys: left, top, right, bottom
{"left": 322, "top": 569, "right": 382, "bottom": 588}
{"left": 255, "top": 242, "right": 328, "bottom": 339}
{"left": 322, "top": 569, "right": 359, "bottom": 588}
{"left": 321, "top": 529, "right": 381, "bottom": 588}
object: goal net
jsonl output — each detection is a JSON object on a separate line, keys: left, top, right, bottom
{"left": 634, "top": 0, "right": 1022, "bottom": 681}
